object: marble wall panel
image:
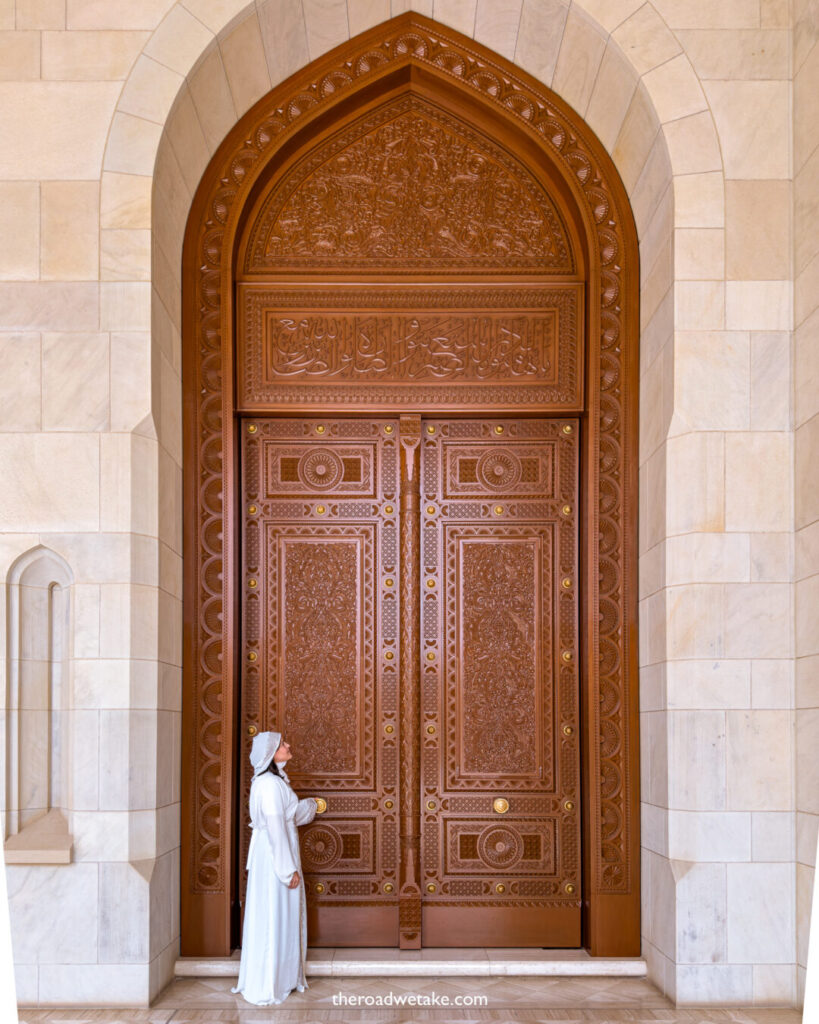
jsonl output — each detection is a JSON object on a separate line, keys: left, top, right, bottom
{"left": 7, "top": 862, "right": 98, "bottom": 962}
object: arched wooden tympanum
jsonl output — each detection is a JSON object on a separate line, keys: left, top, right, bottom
{"left": 181, "top": 13, "right": 639, "bottom": 957}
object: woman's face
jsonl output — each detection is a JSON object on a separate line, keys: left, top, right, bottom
{"left": 273, "top": 739, "right": 292, "bottom": 763}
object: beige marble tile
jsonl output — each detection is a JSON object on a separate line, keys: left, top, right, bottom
{"left": 795, "top": 146, "right": 819, "bottom": 275}
{"left": 473, "top": 0, "right": 522, "bottom": 61}
{"left": 762, "top": 0, "right": 790, "bottom": 27}
{"left": 652, "top": 0, "right": 760, "bottom": 30}
{"left": 674, "top": 331, "right": 749, "bottom": 431}
{"left": 753, "top": 963, "right": 797, "bottom": 1006}
{"left": 725, "top": 582, "right": 792, "bottom": 661}
{"left": 100, "top": 281, "right": 151, "bottom": 331}
{"left": 796, "top": 416, "right": 819, "bottom": 533}
{"left": 675, "top": 962, "right": 753, "bottom": 1004}
{"left": 219, "top": 10, "right": 271, "bottom": 116}
{"left": 67, "top": 0, "right": 172, "bottom": 30}
{"left": 183, "top": 0, "right": 251, "bottom": 33}
{"left": 40, "top": 180, "right": 99, "bottom": 281}
{"left": 104, "top": 112, "right": 164, "bottom": 176}
{"left": 674, "top": 227, "right": 724, "bottom": 281}
{"left": 101, "top": 172, "right": 152, "bottom": 230}
{"left": 37, "top": 963, "right": 151, "bottom": 1006}
{"left": 145, "top": 4, "right": 214, "bottom": 75}
{"left": 679, "top": 28, "right": 789, "bottom": 81}
{"left": 727, "top": 708, "right": 793, "bottom": 811}
{"left": 252, "top": 0, "right": 307, "bottom": 94}
{"left": 797, "top": 571, "right": 819, "bottom": 663}
{"left": 643, "top": 53, "right": 707, "bottom": 127}
{"left": 612, "top": 83, "right": 659, "bottom": 193}
{"left": 751, "top": 331, "right": 791, "bottom": 432}
{"left": 796, "top": 519, "right": 819, "bottom": 584}
{"left": 0, "top": 281, "right": 99, "bottom": 331}
{"left": 673, "top": 170, "right": 724, "bottom": 229}
{"left": 551, "top": 7, "right": 605, "bottom": 115}
{"left": 666, "top": 583, "right": 724, "bottom": 659}
{"left": 705, "top": 80, "right": 790, "bottom": 180}
{"left": 795, "top": 305, "right": 819, "bottom": 428}
{"left": 433, "top": 0, "right": 478, "bottom": 37}
{"left": 726, "top": 280, "right": 791, "bottom": 332}
{"left": 16, "top": 0, "right": 65, "bottom": 28}
{"left": 101, "top": 228, "right": 151, "bottom": 282}
{"left": 666, "top": 658, "right": 750, "bottom": 710}
{"left": 347, "top": 0, "right": 390, "bottom": 35}
{"left": 0, "top": 333, "right": 40, "bottom": 431}
{"left": 0, "top": 182, "right": 39, "bottom": 281}
{"left": 666, "top": 431, "right": 724, "bottom": 535}
{"left": 611, "top": 3, "right": 681, "bottom": 76}
{"left": 42, "top": 29, "right": 149, "bottom": 79}
{"left": 727, "top": 862, "right": 795, "bottom": 963}
{"left": 662, "top": 109, "right": 722, "bottom": 176}
{"left": 751, "top": 810, "right": 795, "bottom": 862}
{"left": 42, "top": 332, "right": 109, "bottom": 431}
{"left": 119, "top": 54, "right": 185, "bottom": 125}
{"left": 165, "top": 85, "right": 210, "bottom": 194}
{"left": 302, "top": 0, "right": 349, "bottom": 59}
{"left": 669, "top": 808, "right": 751, "bottom": 861}
{"left": 795, "top": 36, "right": 819, "bottom": 174}
{"left": 673, "top": 281, "right": 724, "bottom": 331}
{"left": 513, "top": 0, "right": 568, "bottom": 89}
{"left": 0, "top": 29, "right": 40, "bottom": 79}
{"left": 573, "top": 0, "right": 641, "bottom": 34}
{"left": 725, "top": 432, "right": 790, "bottom": 533}
{"left": 726, "top": 180, "right": 790, "bottom": 282}
{"left": 750, "top": 532, "right": 792, "bottom": 584}
{"left": 111, "top": 331, "right": 152, "bottom": 432}
{"left": 187, "top": 46, "right": 237, "bottom": 153}
{"left": 669, "top": 708, "right": 727, "bottom": 809}
{"left": 0, "top": 81, "right": 119, "bottom": 179}
{"left": 667, "top": 532, "right": 749, "bottom": 587}
{"left": 7, "top": 861, "right": 98, "bottom": 962}
{"left": 584, "top": 42, "right": 637, "bottom": 154}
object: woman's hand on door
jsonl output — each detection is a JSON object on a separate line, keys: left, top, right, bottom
{"left": 288, "top": 871, "right": 300, "bottom": 889}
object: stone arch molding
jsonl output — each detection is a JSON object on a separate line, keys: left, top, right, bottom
{"left": 103, "top": 0, "right": 727, "bottom": 964}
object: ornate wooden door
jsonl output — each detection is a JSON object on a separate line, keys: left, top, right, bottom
{"left": 240, "top": 416, "right": 401, "bottom": 945}
{"left": 240, "top": 414, "right": 580, "bottom": 947}
{"left": 419, "top": 419, "right": 581, "bottom": 946}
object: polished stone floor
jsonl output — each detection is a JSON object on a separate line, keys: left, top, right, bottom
{"left": 16, "top": 974, "right": 802, "bottom": 1023}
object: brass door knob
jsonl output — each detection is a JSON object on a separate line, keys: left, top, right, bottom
{"left": 314, "top": 797, "right": 327, "bottom": 814}
{"left": 493, "top": 797, "right": 509, "bottom": 814}
{"left": 247, "top": 725, "right": 258, "bottom": 736}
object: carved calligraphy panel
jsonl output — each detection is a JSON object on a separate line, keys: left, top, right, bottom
{"left": 237, "top": 285, "right": 583, "bottom": 411}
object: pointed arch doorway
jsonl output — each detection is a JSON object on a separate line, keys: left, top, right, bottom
{"left": 181, "top": 14, "right": 640, "bottom": 957}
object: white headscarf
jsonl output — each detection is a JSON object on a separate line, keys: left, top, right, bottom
{"left": 249, "top": 729, "right": 290, "bottom": 782}
{"left": 250, "top": 730, "right": 281, "bottom": 778}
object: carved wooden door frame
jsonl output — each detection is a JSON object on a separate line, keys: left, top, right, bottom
{"left": 181, "top": 13, "right": 640, "bottom": 956}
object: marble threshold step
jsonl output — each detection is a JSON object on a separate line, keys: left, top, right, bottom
{"left": 176, "top": 949, "right": 647, "bottom": 978}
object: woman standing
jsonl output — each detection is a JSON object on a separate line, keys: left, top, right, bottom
{"left": 231, "top": 731, "right": 317, "bottom": 1005}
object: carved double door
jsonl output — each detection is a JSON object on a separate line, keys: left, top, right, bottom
{"left": 240, "top": 414, "right": 581, "bottom": 947}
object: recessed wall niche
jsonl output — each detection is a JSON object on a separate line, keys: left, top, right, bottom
{"left": 3, "top": 546, "right": 74, "bottom": 864}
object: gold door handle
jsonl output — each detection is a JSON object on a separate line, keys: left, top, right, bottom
{"left": 314, "top": 797, "right": 327, "bottom": 814}
{"left": 493, "top": 797, "right": 509, "bottom": 814}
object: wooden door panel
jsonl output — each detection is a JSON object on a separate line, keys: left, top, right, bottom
{"left": 240, "top": 418, "right": 400, "bottom": 945}
{"left": 421, "top": 419, "right": 581, "bottom": 947}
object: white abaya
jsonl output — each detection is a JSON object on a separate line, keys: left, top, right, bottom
{"left": 231, "top": 770, "right": 317, "bottom": 1005}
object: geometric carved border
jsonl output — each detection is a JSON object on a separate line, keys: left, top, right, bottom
{"left": 182, "top": 12, "right": 638, "bottom": 953}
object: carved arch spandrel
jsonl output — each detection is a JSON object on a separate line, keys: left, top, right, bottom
{"left": 182, "top": 12, "right": 639, "bottom": 956}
